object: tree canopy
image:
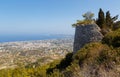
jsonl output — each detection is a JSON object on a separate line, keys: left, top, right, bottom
{"left": 82, "top": 11, "right": 94, "bottom": 20}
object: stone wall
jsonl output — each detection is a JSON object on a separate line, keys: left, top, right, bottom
{"left": 73, "top": 24, "right": 103, "bottom": 53}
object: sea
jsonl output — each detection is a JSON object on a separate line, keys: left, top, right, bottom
{"left": 0, "top": 34, "right": 73, "bottom": 43}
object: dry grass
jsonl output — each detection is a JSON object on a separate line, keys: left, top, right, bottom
{"left": 72, "top": 20, "right": 95, "bottom": 27}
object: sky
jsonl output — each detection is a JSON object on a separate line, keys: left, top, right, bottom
{"left": 0, "top": 0, "right": 120, "bottom": 35}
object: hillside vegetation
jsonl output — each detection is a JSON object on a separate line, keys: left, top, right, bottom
{"left": 47, "top": 29, "right": 120, "bottom": 77}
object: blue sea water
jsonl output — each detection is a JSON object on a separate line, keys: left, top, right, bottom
{"left": 0, "top": 34, "right": 72, "bottom": 43}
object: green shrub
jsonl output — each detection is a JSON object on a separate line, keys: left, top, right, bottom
{"left": 102, "top": 29, "right": 120, "bottom": 47}
{"left": 72, "top": 20, "right": 95, "bottom": 27}
{"left": 73, "top": 43, "right": 105, "bottom": 64}
{"left": 56, "top": 53, "right": 73, "bottom": 70}
{"left": 47, "top": 53, "right": 73, "bottom": 74}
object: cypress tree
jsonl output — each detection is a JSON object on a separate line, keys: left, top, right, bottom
{"left": 106, "top": 11, "right": 113, "bottom": 28}
{"left": 96, "top": 8, "right": 105, "bottom": 28}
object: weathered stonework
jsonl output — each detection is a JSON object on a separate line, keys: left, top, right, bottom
{"left": 73, "top": 24, "right": 103, "bottom": 53}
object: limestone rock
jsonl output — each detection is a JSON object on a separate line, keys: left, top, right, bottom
{"left": 73, "top": 24, "right": 103, "bottom": 53}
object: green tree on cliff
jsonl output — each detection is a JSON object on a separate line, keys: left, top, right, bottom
{"left": 82, "top": 12, "right": 94, "bottom": 20}
{"left": 106, "top": 11, "right": 112, "bottom": 28}
{"left": 106, "top": 12, "right": 119, "bottom": 30}
{"left": 96, "top": 8, "right": 105, "bottom": 28}
{"left": 96, "top": 8, "right": 119, "bottom": 29}
{"left": 105, "top": 11, "right": 118, "bottom": 29}
{"left": 72, "top": 12, "right": 95, "bottom": 27}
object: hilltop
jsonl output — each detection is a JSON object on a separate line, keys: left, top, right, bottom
{"left": 45, "top": 28, "right": 120, "bottom": 77}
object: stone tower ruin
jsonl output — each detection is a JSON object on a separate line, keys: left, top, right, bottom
{"left": 73, "top": 24, "right": 103, "bottom": 53}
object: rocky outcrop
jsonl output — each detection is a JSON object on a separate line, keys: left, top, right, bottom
{"left": 73, "top": 24, "right": 103, "bottom": 53}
